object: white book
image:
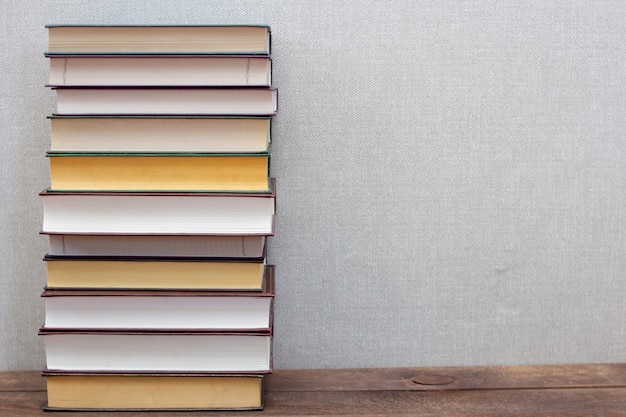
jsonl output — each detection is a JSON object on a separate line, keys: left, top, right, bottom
{"left": 54, "top": 87, "right": 277, "bottom": 115}
{"left": 46, "top": 234, "right": 267, "bottom": 258}
{"left": 40, "top": 184, "right": 275, "bottom": 235}
{"left": 44, "top": 294, "right": 272, "bottom": 331}
{"left": 48, "top": 55, "right": 272, "bottom": 87}
{"left": 40, "top": 331, "right": 272, "bottom": 373}
{"left": 42, "top": 276, "right": 274, "bottom": 330}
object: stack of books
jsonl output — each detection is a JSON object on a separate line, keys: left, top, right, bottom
{"left": 39, "top": 25, "right": 276, "bottom": 411}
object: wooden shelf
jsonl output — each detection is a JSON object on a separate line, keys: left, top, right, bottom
{"left": 2, "top": 363, "right": 625, "bottom": 416}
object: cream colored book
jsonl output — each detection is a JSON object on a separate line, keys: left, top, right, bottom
{"left": 48, "top": 55, "right": 271, "bottom": 86}
{"left": 46, "top": 25, "right": 271, "bottom": 54}
{"left": 49, "top": 116, "right": 271, "bottom": 153}
{"left": 53, "top": 87, "right": 277, "bottom": 116}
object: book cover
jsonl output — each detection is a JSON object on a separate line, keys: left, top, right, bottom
{"left": 45, "top": 234, "right": 268, "bottom": 259}
{"left": 43, "top": 372, "right": 265, "bottom": 410}
{"left": 47, "top": 55, "right": 272, "bottom": 86}
{"left": 42, "top": 266, "right": 275, "bottom": 330}
{"left": 44, "top": 256, "right": 269, "bottom": 291}
{"left": 40, "top": 179, "right": 276, "bottom": 235}
{"left": 46, "top": 25, "right": 271, "bottom": 55}
{"left": 47, "top": 152, "right": 271, "bottom": 192}
{"left": 39, "top": 329, "right": 273, "bottom": 373}
{"left": 53, "top": 87, "right": 278, "bottom": 116}
{"left": 49, "top": 116, "right": 271, "bottom": 153}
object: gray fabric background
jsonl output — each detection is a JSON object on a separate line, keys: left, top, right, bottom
{"left": 1, "top": 1, "right": 624, "bottom": 370}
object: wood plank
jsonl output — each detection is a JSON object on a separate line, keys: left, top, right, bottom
{"left": 265, "top": 363, "right": 626, "bottom": 392}
{"left": 264, "top": 388, "right": 626, "bottom": 416}
{"left": 0, "top": 371, "right": 44, "bottom": 392}
{"left": 4, "top": 364, "right": 625, "bottom": 393}
{"left": 1, "top": 388, "right": 625, "bottom": 416}
{"left": 1, "top": 365, "right": 625, "bottom": 416}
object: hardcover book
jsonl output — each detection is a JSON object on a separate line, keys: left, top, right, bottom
{"left": 44, "top": 372, "right": 265, "bottom": 411}
{"left": 45, "top": 234, "right": 268, "bottom": 259}
{"left": 53, "top": 87, "right": 278, "bottom": 116}
{"left": 48, "top": 55, "right": 272, "bottom": 87}
{"left": 47, "top": 152, "right": 271, "bottom": 192}
{"left": 44, "top": 257, "right": 269, "bottom": 291}
{"left": 46, "top": 25, "right": 271, "bottom": 55}
{"left": 49, "top": 116, "right": 271, "bottom": 153}
{"left": 40, "top": 330, "right": 273, "bottom": 373}
{"left": 40, "top": 180, "right": 276, "bottom": 235}
{"left": 42, "top": 267, "right": 274, "bottom": 331}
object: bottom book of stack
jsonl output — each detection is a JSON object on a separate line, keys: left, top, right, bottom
{"left": 43, "top": 372, "right": 265, "bottom": 411}
{"left": 40, "top": 265, "right": 275, "bottom": 411}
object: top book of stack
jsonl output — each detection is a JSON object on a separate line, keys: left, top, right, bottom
{"left": 46, "top": 25, "right": 271, "bottom": 55}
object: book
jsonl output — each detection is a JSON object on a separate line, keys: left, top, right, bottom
{"left": 48, "top": 152, "right": 271, "bottom": 192}
{"left": 44, "top": 257, "right": 268, "bottom": 290}
{"left": 42, "top": 268, "right": 274, "bottom": 330}
{"left": 49, "top": 116, "right": 271, "bottom": 153}
{"left": 40, "top": 180, "right": 276, "bottom": 235}
{"left": 46, "top": 25, "right": 271, "bottom": 54}
{"left": 53, "top": 87, "right": 278, "bottom": 116}
{"left": 44, "top": 372, "right": 264, "bottom": 411}
{"left": 40, "top": 330, "right": 272, "bottom": 373}
{"left": 47, "top": 55, "right": 272, "bottom": 86}
{"left": 41, "top": 23, "right": 278, "bottom": 412}
{"left": 45, "top": 234, "right": 267, "bottom": 259}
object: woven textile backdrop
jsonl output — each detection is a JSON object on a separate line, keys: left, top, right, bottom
{"left": 1, "top": 1, "right": 625, "bottom": 370}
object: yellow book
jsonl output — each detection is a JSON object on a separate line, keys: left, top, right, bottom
{"left": 48, "top": 153, "right": 270, "bottom": 192}
{"left": 44, "top": 373, "right": 264, "bottom": 410}
{"left": 45, "top": 257, "right": 268, "bottom": 291}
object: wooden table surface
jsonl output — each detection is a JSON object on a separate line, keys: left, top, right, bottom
{"left": 1, "top": 363, "right": 625, "bottom": 416}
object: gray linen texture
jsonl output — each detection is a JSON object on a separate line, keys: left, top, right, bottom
{"left": 0, "top": 0, "right": 624, "bottom": 370}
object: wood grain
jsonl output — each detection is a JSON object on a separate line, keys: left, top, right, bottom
{"left": 1, "top": 364, "right": 624, "bottom": 417}
{"left": 265, "top": 363, "right": 626, "bottom": 392}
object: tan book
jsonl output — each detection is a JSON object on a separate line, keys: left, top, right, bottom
{"left": 49, "top": 116, "right": 271, "bottom": 153}
{"left": 46, "top": 25, "right": 271, "bottom": 54}
{"left": 48, "top": 153, "right": 270, "bottom": 192}
{"left": 44, "top": 372, "right": 264, "bottom": 410}
{"left": 45, "top": 257, "right": 268, "bottom": 291}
